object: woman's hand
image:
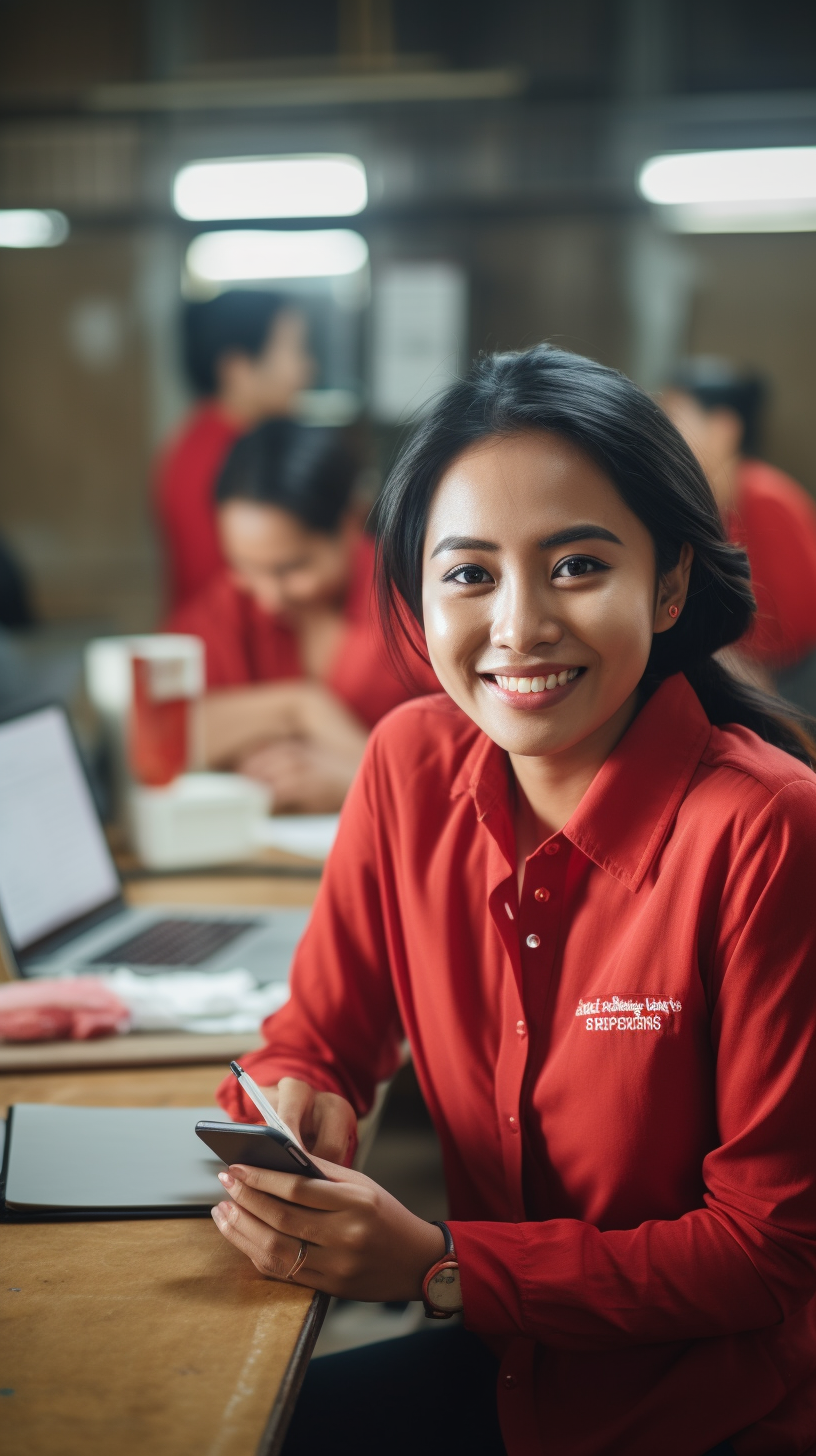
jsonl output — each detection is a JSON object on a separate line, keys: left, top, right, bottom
{"left": 211, "top": 1158, "right": 446, "bottom": 1303}
{"left": 257, "top": 1077, "right": 358, "bottom": 1165}
{"left": 236, "top": 737, "right": 364, "bottom": 812}
{"left": 196, "top": 681, "right": 368, "bottom": 771}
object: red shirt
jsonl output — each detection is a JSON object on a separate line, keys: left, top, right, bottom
{"left": 166, "top": 536, "right": 438, "bottom": 729}
{"left": 729, "top": 459, "right": 816, "bottom": 667}
{"left": 155, "top": 403, "right": 242, "bottom": 610}
{"left": 219, "top": 674, "right": 816, "bottom": 1456}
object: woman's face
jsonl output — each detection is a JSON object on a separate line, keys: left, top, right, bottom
{"left": 217, "top": 309, "right": 315, "bottom": 423}
{"left": 219, "top": 500, "right": 358, "bottom": 616}
{"left": 421, "top": 430, "right": 690, "bottom": 760}
{"left": 253, "top": 310, "right": 315, "bottom": 413}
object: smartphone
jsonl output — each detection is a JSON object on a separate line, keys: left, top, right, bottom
{"left": 195, "top": 1121, "right": 326, "bottom": 1180}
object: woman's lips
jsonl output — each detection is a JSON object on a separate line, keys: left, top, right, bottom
{"left": 480, "top": 667, "right": 585, "bottom": 711}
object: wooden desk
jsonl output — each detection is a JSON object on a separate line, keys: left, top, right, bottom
{"left": 0, "top": 872, "right": 326, "bottom": 1456}
{"left": 122, "top": 864, "right": 320, "bottom": 911}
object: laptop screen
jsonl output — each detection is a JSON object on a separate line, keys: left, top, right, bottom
{"left": 0, "top": 706, "right": 120, "bottom": 953}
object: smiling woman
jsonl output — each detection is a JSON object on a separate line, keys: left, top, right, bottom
{"left": 167, "top": 418, "right": 439, "bottom": 811}
{"left": 377, "top": 346, "right": 811, "bottom": 769}
{"left": 214, "top": 347, "right": 816, "bottom": 1456}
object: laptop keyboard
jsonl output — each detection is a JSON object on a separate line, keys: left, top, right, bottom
{"left": 90, "top": 918, "right": 258, "bottom": 968}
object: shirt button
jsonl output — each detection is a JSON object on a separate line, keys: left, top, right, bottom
{"left": 504, "top": 1374, "right": 517, "bottom": 1389}
{"left": 508, "top": 1116, "right": 518, "bottom": 1133}
{"left": 534, "top": 887, "right": 550, "bottom": 902}
{"left": 526, "top": 933, "right": 540, "bottom": 949}
{"left": 544, "top": 841, "right": 560, "bottom": 856}
{"left": 516, "top": 1019, "right": 526, "bottom": 1037}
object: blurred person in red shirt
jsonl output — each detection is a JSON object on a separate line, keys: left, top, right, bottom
{"left": 167, "top": 419, "right": 438, "bottom": 812}
{"left": 208, "top": 347, "right": 816, "bottom": 1456}
{"left": 155, "top": 290, "right": 314, "bottom": 611}
{"left": 662, "top": 359, "right": 816, "bottom": 708}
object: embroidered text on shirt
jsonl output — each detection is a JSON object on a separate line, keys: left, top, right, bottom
{"left": 575, "top": 994, "right": 682, "bottom": 1032}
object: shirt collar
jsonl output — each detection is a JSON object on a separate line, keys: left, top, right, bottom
{"left": 451, "top": 674, "right": 712, "bottom": 891}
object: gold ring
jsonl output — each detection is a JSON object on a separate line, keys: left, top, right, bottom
{"left": 285, "top": 1240, "right": 308, "bottom": 1281}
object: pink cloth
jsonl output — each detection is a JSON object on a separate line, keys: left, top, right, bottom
{"left": 0, "top": 978, "right": 130, "bottom": 1042}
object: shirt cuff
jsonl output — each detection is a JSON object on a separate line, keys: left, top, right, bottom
{"left": 446, "top": 1219, "right": 529, "bottom": 1339}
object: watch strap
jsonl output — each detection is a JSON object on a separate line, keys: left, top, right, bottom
{"left": 431, "top": 1220, "right": 455, "bottom": 1258}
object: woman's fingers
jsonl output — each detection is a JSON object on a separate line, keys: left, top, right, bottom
{"left": 227, "top": 1160, "right": 361, "bottom": 1209}
{"left": 310, "top": 1095, "right": 358, "bottom": 1164}
{"left": 274, "top": 1077, "right": 315, "bottom": 1146}
{"left": 274, "top": 1079, "right": 358, "bottom": 1163}
{"left": 211, "top": 1199, "right": 315, "bottom": 1283}
{"left": 218, "top": 1170, "right": 327, "bottom": 1245}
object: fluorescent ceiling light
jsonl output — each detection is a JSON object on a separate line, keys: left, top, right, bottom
{"left": 638, "top": 148, "right": 816, "bottom": 232}
{"left": 0, "top": 209, "right": 69, "bottom": 248}
{"left": 174, "top": 154, "right": 367, "bottom": 221}
{"left": 186, "top": 229, "right": 369, "bottom": 283}
{"left": 639, "top": 148, "right": 816, "bottom": 205}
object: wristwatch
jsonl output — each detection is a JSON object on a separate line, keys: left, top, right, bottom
{"left": 422, "top": 1220, "right": 463, "bottom": 1319}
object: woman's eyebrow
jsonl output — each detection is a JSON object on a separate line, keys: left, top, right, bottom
{"left": 430, "top": 535, "right": 498, "bottom": 559}
{"left": 540, "top": 525, "right": 623, "bottom": 548}
{"left": 430, "top": 525, "right": 623, "bottom": 560}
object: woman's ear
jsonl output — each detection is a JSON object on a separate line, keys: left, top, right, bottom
{"left": 653, "top": 542, "right": 694, "bottom": 635}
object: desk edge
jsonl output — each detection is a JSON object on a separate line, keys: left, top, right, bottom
{"left": 258, "top": 1289, "right": 330, "bottom": 1456}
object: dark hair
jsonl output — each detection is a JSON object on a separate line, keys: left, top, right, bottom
{"left": 183, "top": 290, "right": 292, "bottom": 396}
{"left": 375, "top": 345, "right": 815, "bottom": 766}
{"left": 668, "top": 357, "right": 766, "bottom": 456}
{"left": 215, "top": 419, "right": 358, "bottom": 535}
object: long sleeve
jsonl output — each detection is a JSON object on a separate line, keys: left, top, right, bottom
{"left": 451, "top": 781, "right": 816, "bottom": 1350}
{"left": 217, "top": 732, "right": 405, "bottom": 1121}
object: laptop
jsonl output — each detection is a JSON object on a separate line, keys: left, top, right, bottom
{"left": 0, "top": 704, "right": 310, "bottom": 984}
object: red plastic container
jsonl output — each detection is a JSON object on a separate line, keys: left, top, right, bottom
{"left": 129, "top": 655, "right": 191, "bottom": 788}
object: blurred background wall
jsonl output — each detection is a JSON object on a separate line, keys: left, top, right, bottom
{"left": 1, "top": 0, "right": 815, "bottom": 630}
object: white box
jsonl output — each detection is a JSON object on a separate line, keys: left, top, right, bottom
{"left": 128, "top": 773, "right": 270, "bottom": 870}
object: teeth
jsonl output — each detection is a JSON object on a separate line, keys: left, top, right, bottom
{"left": 494, "top": 669, "right": 582, "bottom": 694}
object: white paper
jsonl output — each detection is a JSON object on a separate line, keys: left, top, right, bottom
{"left": 255, "top": 813, "right": 339, "bottom": 861}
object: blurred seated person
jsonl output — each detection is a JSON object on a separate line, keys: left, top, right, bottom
{"left": 0, "top": 533, "right": 34, "bottom": 628}
{"left": 166, "top": 419, "right": 439, "bottom": 812}
{"left": 662, "top": 359, "right": 816, "bottom": 707}
{"left": 0, "top": 533, "right": 82, "bottom": 719}
{"left": 155, "top": 290, "right": 314, "bottom": 611}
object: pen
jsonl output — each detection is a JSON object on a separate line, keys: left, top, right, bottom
{"left": 229, "top": 1060, "right": 305, "bottom": 1150}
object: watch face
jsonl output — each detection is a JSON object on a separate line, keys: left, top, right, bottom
{"left": 427, "top": 1264, "right": 462, "bottom": 1312}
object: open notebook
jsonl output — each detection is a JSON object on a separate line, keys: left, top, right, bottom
{"left": 0, "top": 1104, "right": 230, "bottom": 1221}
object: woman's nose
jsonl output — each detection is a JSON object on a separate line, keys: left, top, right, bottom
{"left": 489, "top": 580, "right": 563, "bottom": 655}
{"left": 248, "top": 575, "right": 285, "bottom": 614}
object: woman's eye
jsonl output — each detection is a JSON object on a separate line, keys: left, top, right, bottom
{"left": 552, "top": 555, "right": 607, "bottom": 580}
{"left": 445, "top": 564, "right": 494, "bottom": 586}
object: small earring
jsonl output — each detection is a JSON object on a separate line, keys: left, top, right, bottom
{"left": 668, "top": 604, "right": 679, "bottom": 619}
